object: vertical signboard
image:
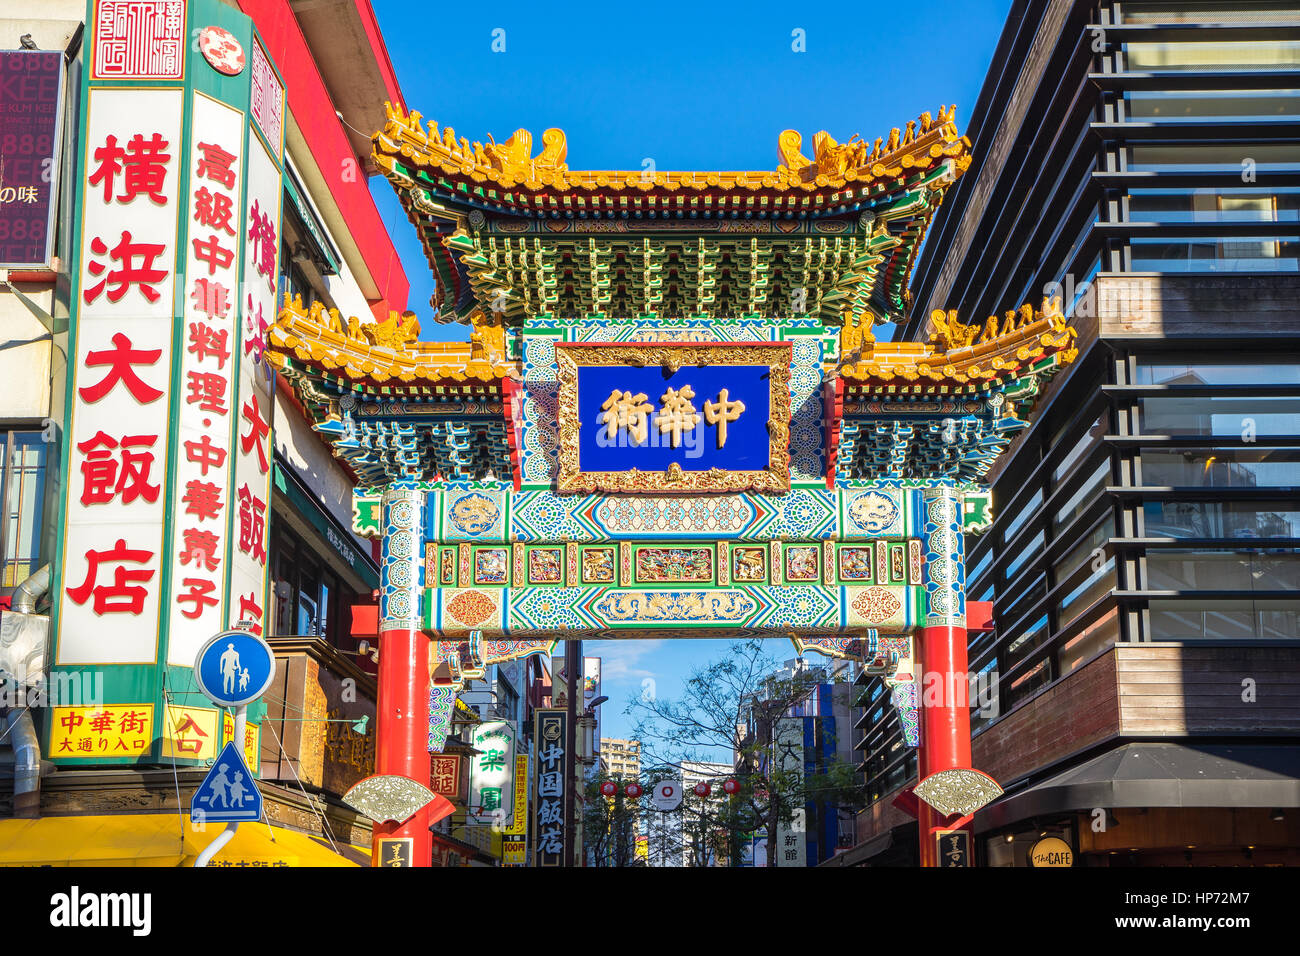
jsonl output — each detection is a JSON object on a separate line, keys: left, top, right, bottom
{"left": 0, "top": 50, "right": 66, "bottom": 267}
{"left": 774, "top": 717, "right": 807, "bottom": 867}
{"left": 50, "top": 0, "right": 284, "bottom": 765}
{"left": 467, "top": 720, "right": 515, "bottom": 825}
{"left": 532, "top": 708, "right": 567, "bottom": 867}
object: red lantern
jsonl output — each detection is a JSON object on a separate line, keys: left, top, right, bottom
{"left": 624, "top": 783, "right": 643, "bottom": 798}
{"left": 600, "top": 781, "right": 618, "bottom": 797}
{"left": 722, "top": 778, "right": 740, "bottom": 794}
{"left": 694, "top": 782, "right": 712, "bottom": 797}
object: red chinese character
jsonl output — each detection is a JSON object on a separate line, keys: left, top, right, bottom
{"left": 195, "top": 141, "right": 237, "bottom": 190}
{"left": 176, "top": 577, "right": 220, "bottom": 620}
{"left": 191, "top": 278, "right": 231, "bottom": 321}
{"left": 76, "top": 431, "right": 160, "bottom": 506}
{"left": 59, "top": 711, "right": 85, "bottom": 734}
{"left": 237, "top": 593, "right": 264, "bottom": 635}
{"left": 79, "top": 332, "right": 164, "bottom": 404}
{"left": 247, "top": 200, "right": 276, "bottom": 291}
{"left": 118, "top": 709, "right": 150, "bottom": 736}
{"left": 83, "top": 231, "right": 168, "bottom": 305}
{"left": 243, "top": 295, "right": 267, "bottom": 363}
{"left": 184, "top": 435, "right": 228, "bottom": 477}
{"left": 171, "top": 714, "right": 209, "bottom": 755}
{"left": 186, "top": 370, "right": 228, "bottom": 416}
{"left": 179, "top": 528, "right": 221, "bottom": 572}
{"left": 89, "top": 711, "right": 116, "bottom": 734}
{"left": 182, "top": 479, "right": 224, "bottom": 522}
{"left": 240, "top": 394, "right": 270, "bottom": 474}
{"left": 193, "top": 186, "right": 236, "bottom": 236}
{"left": 88, "top": 132, "right": 172, "bottom": 204}
{"left": 187, "top": 322, "right": 231, "bottom": 370}
{"left": 237, "top": 484, "right": 267, "bottom": 565}
{"left": 66, "top": 539, "right": 155, "bottom": 614}
{"left": 192, "top": 233, "right": 235, "bottom": 276}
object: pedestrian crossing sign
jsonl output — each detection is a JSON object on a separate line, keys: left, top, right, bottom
{"left": 191, "top": 741, "right": 263, "bottom": 824}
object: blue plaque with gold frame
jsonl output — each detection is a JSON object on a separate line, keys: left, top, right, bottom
{"left": 554, "top": 342, "right": 792, "bottom": 493}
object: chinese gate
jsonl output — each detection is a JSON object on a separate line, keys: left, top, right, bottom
{"left": 266, "top": 104, "right": 1077, "bottom": 866}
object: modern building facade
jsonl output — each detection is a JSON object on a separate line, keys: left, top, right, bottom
{"left": 848, "top": 0, "right": 1300, "bottom": 867}
{"left": 600, "top": 738, "right": 642, "bottom": 780}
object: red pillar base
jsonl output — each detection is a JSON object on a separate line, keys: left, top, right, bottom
{"left": 371, "top": 626, "right": 431, "bottom": 867}
{"left": 917, "top": 624, "right": 974, "bottom": 867}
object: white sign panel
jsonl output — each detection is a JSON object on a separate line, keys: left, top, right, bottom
{"left": 651, "top": 779, "right": 683, "bottom": 812}
{"left": 164, "top": 91, "right": 246, "bottom": 665}
{"left": 58, "top": 86, "right": 183, "bottom": 665}
{"left": 774, "top": 717, "right": 807, "bottom": 867}
{"left": 467, "top": 720, "right": 516, "bottom": 825}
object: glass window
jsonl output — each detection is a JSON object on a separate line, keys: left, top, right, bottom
{"left": 1, "top": 432, "right": 47, "bottom": 590}
{"left": 1130, "top": 236, "right": 1300, "bottom": 272}
{"left": 1135, "top": 354, "right": 1300, "bottom": 385}
{"left": 1149, "top": 599, "right": 1300, "bottom": 639}
{"left": 1002, "top": 489, "right": 1044, "bottom": 544}
{"left": 1053, "top": 461, "right": 1110, "bottom": 533}
{"left": 1143, "top": 500, "right": 1300, "bottom": 538}
{"left": 1125, "top": 40, "right": 1300, "bottom": 71}
{"left": 1128, "top": 188, "right": 1300, "bottom": 224}
{"left": 1130, "top": 144, "right": 1299, "bottom": 172}
{"left": 1006, "top": 613, "right": 1049, "bottom": 665}
{"left": 1141, "top": 447, "right": 1300, "bottom": 487}
{"left": 1058, "top": 609, "right": 1120, "bottom": 677}
{"left": 1139, "top": 396, "right": 1300, "bottom": 436}
{"left": 1147, "top": 549, "right": 1300, "bottom": 591}
{"left": 1052, "top": 415, "right": 1107, "bottom": 488}
{"left": 1126, "top": 89, "right": 1300, "bottom": 121}
{"left": 1006, "top": 530, "right": 1045, "bottom": 580}
{"left": 1121, "top": 4, "right": 1300, "bottom": 24}
{"left": 1004, "top": 657, "right": 1052, "bottom": 711}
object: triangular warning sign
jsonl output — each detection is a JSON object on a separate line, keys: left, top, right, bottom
{"left": 190, "top": 741, "right": 262, "bottom": 824}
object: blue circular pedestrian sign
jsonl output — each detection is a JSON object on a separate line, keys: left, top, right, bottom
{"left": 194, "top": 629, "right": 276, "bottom": 708}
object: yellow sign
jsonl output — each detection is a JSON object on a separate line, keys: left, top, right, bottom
{"left": 221, "top": 712, "right": 261, "bottom": 772}
{"left": 162, "top": 706, "right": 219, "bottom": 761}
{"left": 50, "top": 705, "right": 154, "bottom": 759}
{"left": 1029, "top": 837, "right": 1073, "bottom": 867}
{"left": 505, "top": 753, "right": 528, "bottom": 836}
{"left": 502, "top": 836, "right": 526, "bottom": 865}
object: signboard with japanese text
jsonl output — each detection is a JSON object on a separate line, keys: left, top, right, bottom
{"left": 467, "top": 720, "right": 515, "bottom": 825}
{"left": 554, "top": 342, "right": 792, "bottom": 494}
{"left": 49, "top": 0, "right": 285, "bottom": 765}
{"left": 774, "top": 717, "right": 807, "bottom": 867}
{"left": 0, "top": 51, "right": 65, "bottom": 267}
{"left": 505, "top": 752, "right": 528, "bottom": 837}
{"left": 431, "top": 754, "right": 461, "bottom": 798}
{"left": 532, "top": 708, "right": 566, "bottom": 867}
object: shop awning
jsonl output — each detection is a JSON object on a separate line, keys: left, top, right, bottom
{"left": 0, "top": 814, "right": 360, "bottom": 867}
{"left": 979, "top": 743, "right": 1300, "bottom": 831}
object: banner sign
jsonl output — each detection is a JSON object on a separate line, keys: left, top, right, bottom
{"left": 0, "top": 50, "right": 65, "bottom": 267}
{"left": 554, "top": 343, "right": 792, "bottom": 493}
{"left": 774, "top": 717, "right": 807, "bottom": 867}
{"left": 468, "top": 720, "right": 516, "bottom": 825}
{"left": 532, "top": 708, "right": 567, "bottom": 866}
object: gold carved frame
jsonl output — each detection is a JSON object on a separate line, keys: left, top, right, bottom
{"left": 555, "top": 342, "right": 792, "bottom": 494}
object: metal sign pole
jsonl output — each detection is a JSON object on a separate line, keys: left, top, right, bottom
{"left": 194, "top": 703, "right": 247, "bottom": 867}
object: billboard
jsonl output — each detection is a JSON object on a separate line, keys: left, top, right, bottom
{"left": 0, "top": 50, "right": 65, "bottom": 267}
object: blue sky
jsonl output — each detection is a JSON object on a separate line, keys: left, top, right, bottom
{"left": 366, "top": 0, "right": 1014, "bottom": 744}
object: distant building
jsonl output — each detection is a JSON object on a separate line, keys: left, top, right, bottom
{"left": 601, "top": 738, "right": 642, "bottom": 780}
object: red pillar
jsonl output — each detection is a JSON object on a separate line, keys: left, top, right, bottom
{"left": 916, "top": 623, "right": 972, "bottom": 867}
{"left": 372, "top": 625, "right": 431, "bottom": 866}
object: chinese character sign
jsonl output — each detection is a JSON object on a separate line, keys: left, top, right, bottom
{"left": 164, "top": 92, "right": 246, "bottom": 666}
{"left": 0, "top": 51, "right": 65, "bottom": 266}
{"left": 468, "top": 720, "right": 515, "bottom": 825}
{"left": 774, "top": 717, "right": 807, "bottom": 867}
{"left": 532, "top": 709, "right": 567, "bottom": 867}
{"left": 59, "top": 86, "right": 183, "bottom": 666}
{"left": 92, "top": 0, "right": 186, "bottom": 80}
{"left": 431, "top": 754, "right": 462, "bottom": 798}
{"left": 554, "top": 343, "right": 792, "bottom": 494}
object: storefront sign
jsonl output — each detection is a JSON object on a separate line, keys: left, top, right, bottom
{"left": 1029, "top": 836, "right": 1073, "bottom": 867}
{"left": 431, "top": 754, "right": 461, "bottom": 798}
{"left": 0, "top": 51, "right": 65, "bottom": 267}
{"left": 936, "top": 829, "right": 972, "bottom": 867}
{"left": 505, "top": 752, "right": 528, "bottom": 836}
{"left": 774, "top": 717, "right": 806, "bottom": 867}
{"left": 532, "top": 708, "right": 567, "bottom": 866}
{"left": 376, "top": 837, "right": 412, "bottom": 867}
{"left": 468, "top": 720, "right": 516, "bottom": 824}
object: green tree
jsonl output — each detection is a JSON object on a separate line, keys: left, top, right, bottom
{"left": 628, "top": 638, "right": 865, "bottom": 867}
